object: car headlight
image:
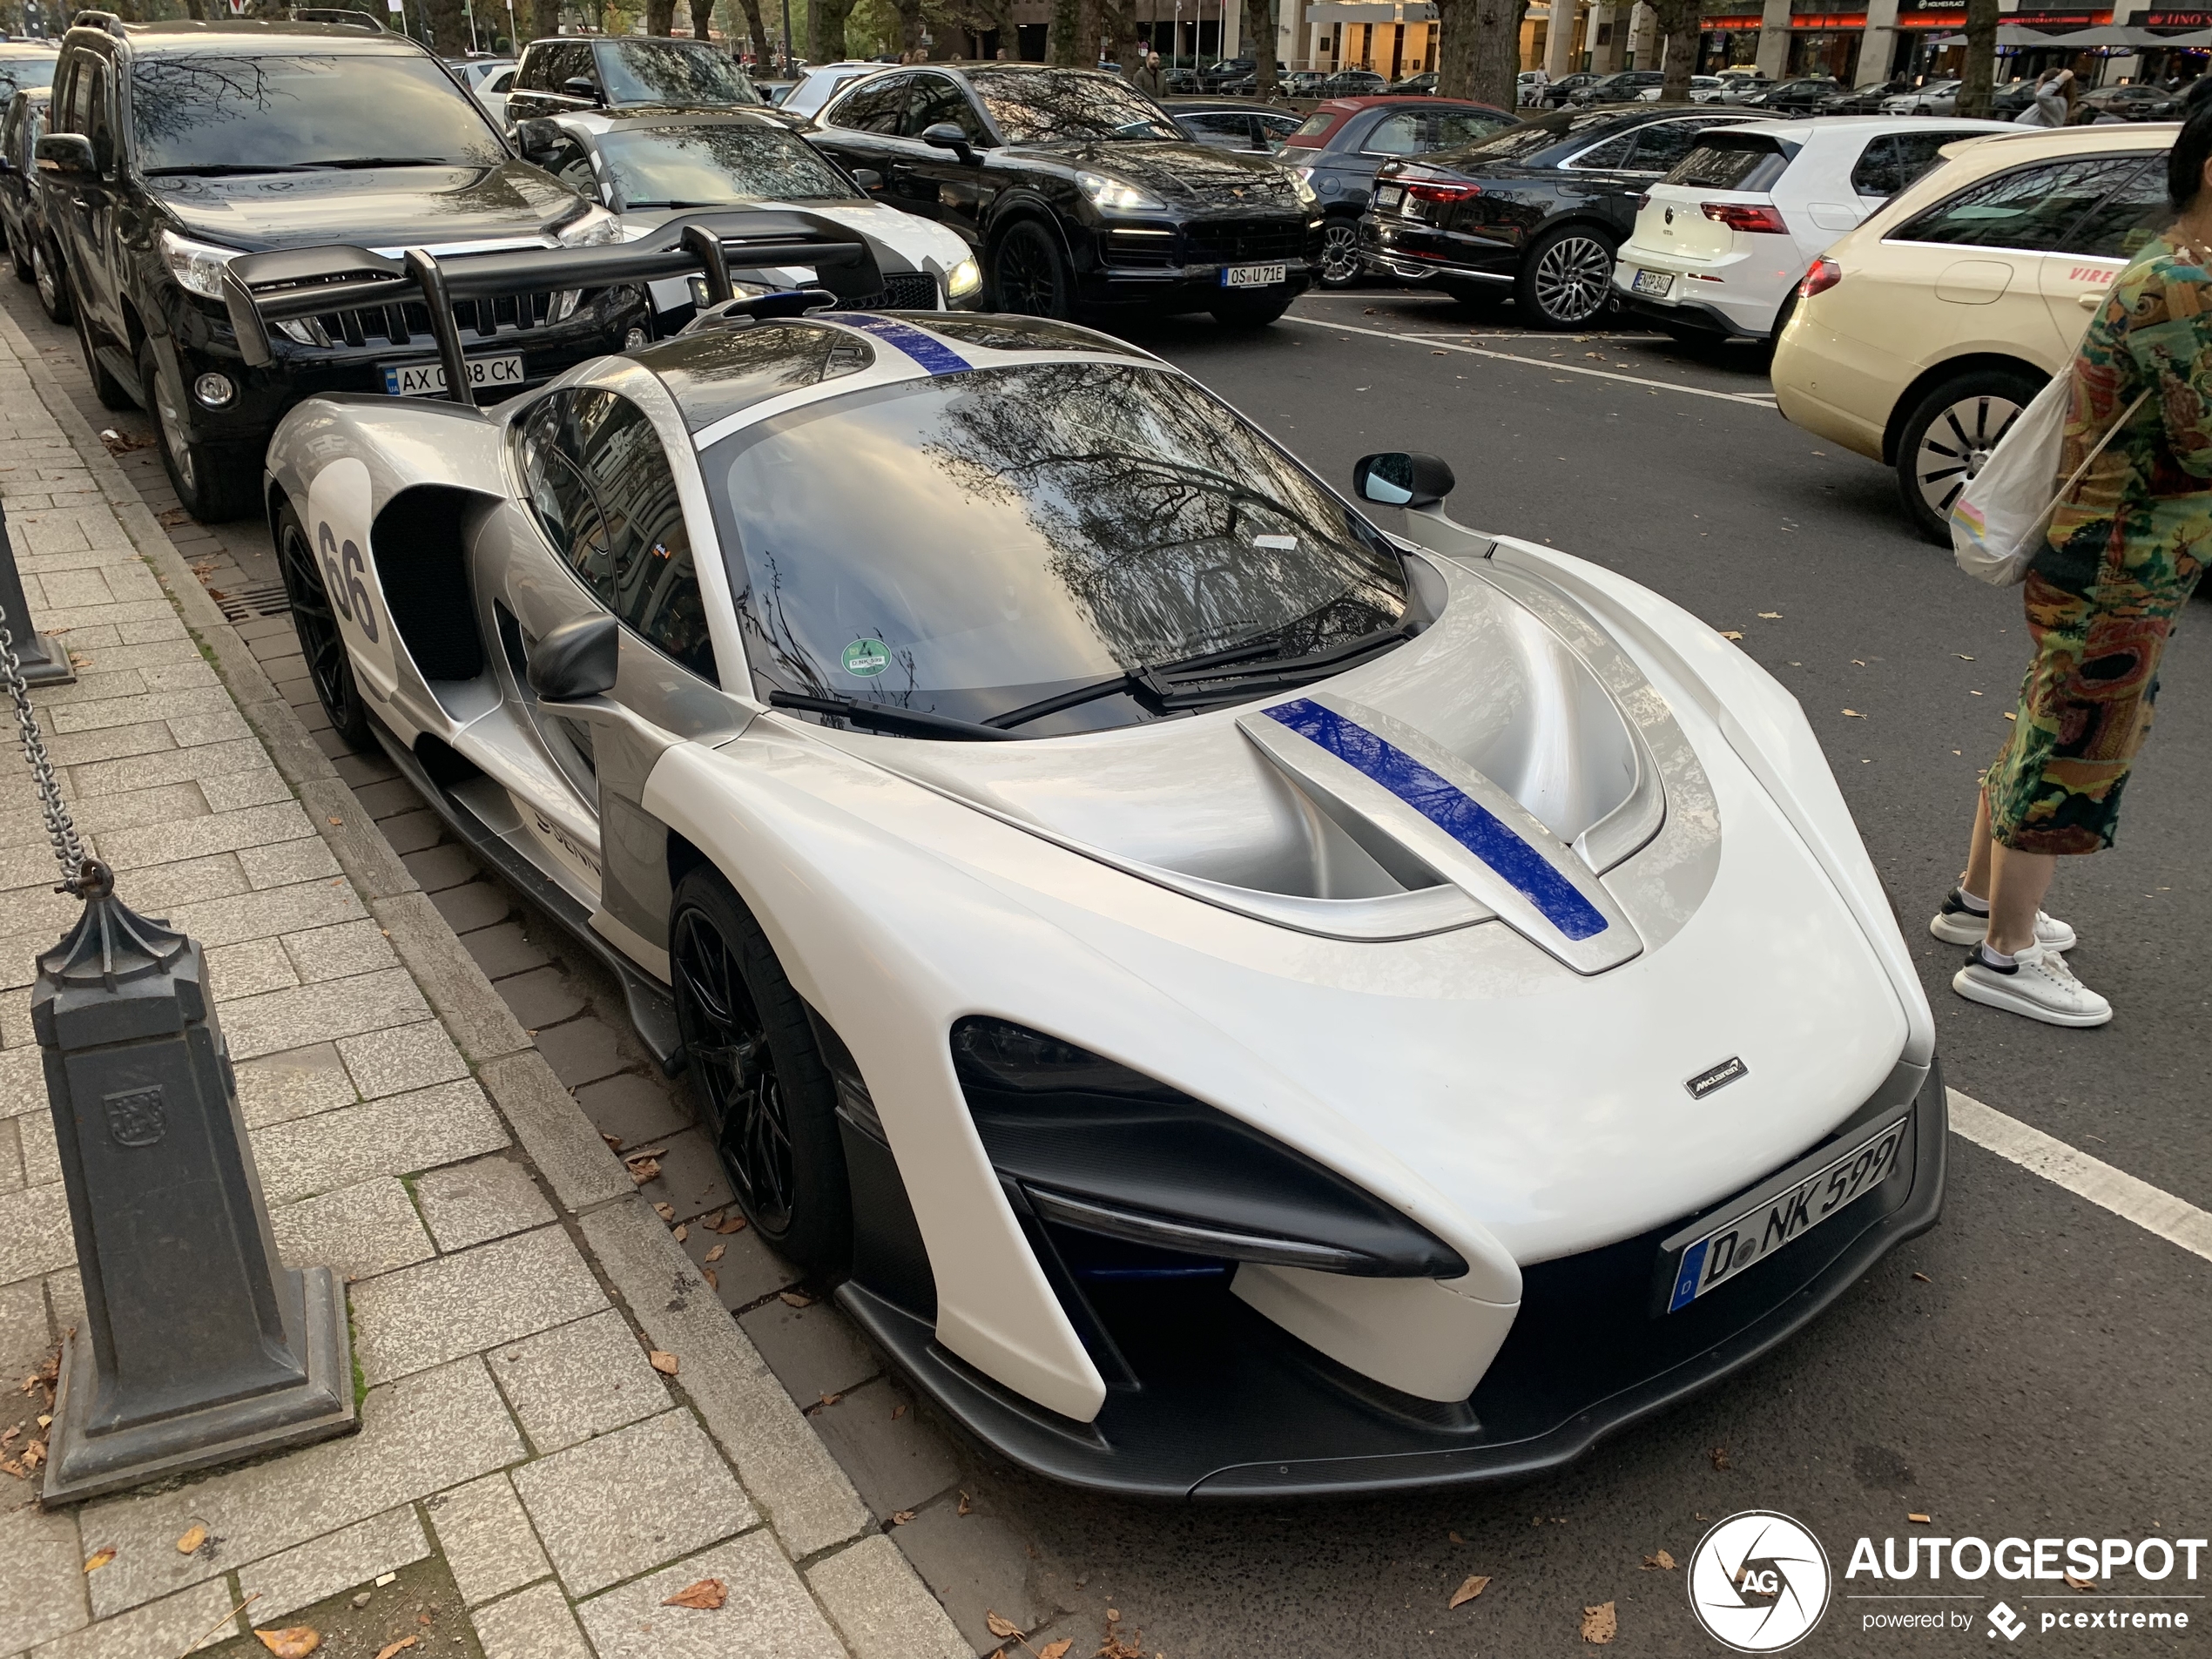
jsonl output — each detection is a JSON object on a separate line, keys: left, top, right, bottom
{"left": 158, "top": 229, "right": 242, "bottom": 300}
{"left": 1289, "top": 170, "right": 1317, "bottom": 206}
{"left": 1076, "top": 168, "right": 1164, "bottom": 212}
{"left": 946, "top": 256, "right": 982, "bottom": 300}
{"left": 554, "top": 205, "right": 622, "bottom": 246}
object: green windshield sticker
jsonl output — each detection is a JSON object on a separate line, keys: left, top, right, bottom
{"left": 841, "top": 638, "right": 890, "bottom": 678}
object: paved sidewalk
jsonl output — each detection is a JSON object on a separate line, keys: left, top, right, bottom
{"left": 0, "top": 307, "right": 966, "bottom": 1656}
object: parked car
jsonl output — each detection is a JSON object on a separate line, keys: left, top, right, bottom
{"left": 807, "top": 64, "right": 1321, "bottom": 326}
{"left": 1732, "top": 76, "right": 1841, "bottom": 115}
{"left": 35, "top": 16, "right": 639, "bottom": 522}
{"left": 1199, "top": 56, "right": 1254, "bottom": 91}
{"left": 1278, "top": 69, "right": 1330, "bottom": 98}
{"left": 1361, "top": 105, "right": 1759, "bottom": 326}
{"left": 446, "top": 55, "right": 515, "bottom": 96}
{"left": 1637, "top": 76, "right": 1727, "bottom": 103}
{"left": 0, "top": 37, "right": 59, "bottom": 104}
{"left": 1279, "top": 95, "right": 1517, "bottom": 287}
{"left": 1772, "top": 123, "right": 2171, "bottom": 538}
{"left": 1389, "top": 71, "right": 1438, "bottom": 96}
{"left": 1575, "top": 70, "right": 1662, "bottom": 105}
{"left": 1815, "top": 80, "right": 1908, "bottom": 116}
{"left": 2080, "top": 83, "right": 2182, "bottom": 121}
{"left": 471, "top": 59, "right": 519, "bottom": 125}
{"left": 240, "top": 248, "right": 1946, "bottom": 1495}
{"left": 1990, "top": 79, "right": 2040, "bottom": 118}
{"left": 780, "top": 59, "right": 884, "bottom": 119}
{"left": 1316, "top": 68, "right": 1388, "bottom": 99}
{"left": 0, "top": 89, "right": 59, "bottom": 319}
{"left": 1540, "top": 71, "right": 1601, "bottom": 107}
{"left": 1882, "top": 78, "right": 1959, "bottom": 116}
{"left": 1164, "top": 98, "right": 1305, "bottom": 155}
{"left": 1614, "top": 115, "right": 2011, "bottom": 343}
{"left": 505, "top": 34, "right": 786, "bottom": 125}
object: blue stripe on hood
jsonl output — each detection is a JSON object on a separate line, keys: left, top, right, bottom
{"left": 835, "top": 314, "right": 972, "bottom": 375}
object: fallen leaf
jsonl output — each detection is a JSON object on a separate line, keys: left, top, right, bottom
{"left": 84, "top": 1548, "right": 116, "bottom": 1573}
{"left": 1642, "top": 1550, "right": 1676, "bottom": 1570}
{"left": 1956, "top": 653, "right": 1975, "bottom": 660}
{"left": 0, "top": 1426, "right": 13, "bottom": 1445}
{"left": 327, "top": 816, "right": 343, "bottom": 826}
{"left": 648, "top": 1350, "right": 679, "bottom": 1376}
{"left": 672, "top": 1224, "right": 688, "bottom": 1244}
{"left": 158, "top": 508, "right": 192, "bottom": 527}
{"left": 1710, "top": 1447, "right": 1731, "bottom": 1471}
{"left": 601, "top": 1133, "right": 624, "bottom": 1150}
{"left": 253, "top": 1629, "right": 320, "bottom": 1658}
{"left": 0, "top": 1459, "right": 23, "bottom": 1479}
{"left": 1720, "top": 630, "right": 1743, "bottom": 641}
{"left": 1448, "top": 1530, "right": 1466, "bottom": 1544}
{"left": 958, "top": 1491, "right": 974, "bottom": 1516}
{"left": 654, "top": 1203, "right": 675, "bottom": 1221}
{"left": 20, "top": 1440, "right": 44, "bottom": 1469}
{"left": 1107, "top": 1609, "right": 1121, "bottom": 1622}
{"left": 714, "top": 1214, "right": 748, "bottom": 1233}
{"left": 704, "top": 1244, "right": 725, "bottom": 1264}
{"left": 176, "top": 1525, "right": 207, "bottom": 1554}
{"left": 1449, "top": 1574, "right": 1490, "bottom": 1608}
{"left": 1581, "top": 1601, "right": 1618, "bottom": 1644}
{"left": 373, "top": 1640, "right": 418, "bottom": 1659}
{"left": 819, "top": 1393, "right": 841, "bottom": 1408}
{"left": 890, "top": 1510, "right": 915, "bottom": 1525}
{"left": 1041, "top": 1641, "right": 1075, "bottom": 1659}
{"left": 779, "top": 1291, "right": 813, "bottom": 1308}
{"left": 2005, "top": 711, "right": 2017, "bottom": 721}
{"left": 1757, "top": 611, "right": 1782, "bottom": 619}
{"left": 1912, "top": 1271, "right": 1932, "bottom": 1283}
{"left": 624, "top": 1146, "right": 670, "bottom": 1162}
{"left": 985, "top": 1610, "right": 1022, "bottom": 1639}
{"left": 891, "top": 1405, "right": 907, "bottom": 1420}
{"left": 628, "top": 1158, "right": 662, "bottom": 1185}
{"left": 663, "top": 1577, "right": 727, "bottom": 1610}
{"left": 702, "top": 1267, "right": 718, "bottom": 1291}
{"left": 2065, "top": 1572, "right": 2096, "bottom": 1593}
{"left": 1842, "top": 709, "right": 1865, "bottom": 718}
{"left": 1907, "top": 1513, "right": 1932, "bottom": 1524}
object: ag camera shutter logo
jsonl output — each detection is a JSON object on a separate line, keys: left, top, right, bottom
{"left": 1688, "top": 1511, "right": 1832, "bottom": 1652}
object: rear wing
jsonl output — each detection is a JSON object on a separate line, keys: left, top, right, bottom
{"left": 219, "top": 210, "right": 884, "bottom": 406}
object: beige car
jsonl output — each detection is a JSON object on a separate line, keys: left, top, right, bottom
{"left": 1770, "top": 123, "right": 2175, "bottom": 541}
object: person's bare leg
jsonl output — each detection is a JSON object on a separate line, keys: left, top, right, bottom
{"left": 1986, "top": 842, "right": 2058, "bottom": 955}
{"left": 1962, "top": 787, "right": 1995, "bottom": 901}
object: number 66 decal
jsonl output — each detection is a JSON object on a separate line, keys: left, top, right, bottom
{"left": 304, "top": 457, "right": 399, "bottom": 697}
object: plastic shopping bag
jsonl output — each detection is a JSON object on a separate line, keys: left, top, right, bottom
{"left": 1950, "top": 372, "right": 2147, "bottom": 587}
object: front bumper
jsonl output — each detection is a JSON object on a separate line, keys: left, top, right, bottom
{"left": 841, "top": 1059, "right": 1947, "bottom": 1499}
{"left": 1076, "top": 213, "right": 1324, "bottom": 312}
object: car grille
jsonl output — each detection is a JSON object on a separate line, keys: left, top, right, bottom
{"left": 840, "top": 271, "right": 938, "bottom": 310}
{"left": 300, "top": 290, "right": 577, "bottom": 349}
{"left": 1180, "top": 219, "right": 1307, "bottom": 266}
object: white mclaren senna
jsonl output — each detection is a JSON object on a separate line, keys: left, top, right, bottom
{"left": 234, "top": 233, "right": 1943, "bottom": 1499}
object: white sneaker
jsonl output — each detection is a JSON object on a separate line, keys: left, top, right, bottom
{"left": 1952, "top": 942, "right": 2112, "bottom": 1028}
{"left": 1928, "top": 887, "right": 2077, "bottom": 952}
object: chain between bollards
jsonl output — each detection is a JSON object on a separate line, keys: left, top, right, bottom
{"left": 0, "top": 596, "right": 86, "bottom": 895}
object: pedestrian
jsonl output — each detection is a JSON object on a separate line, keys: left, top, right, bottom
{"left": 1940, "top": 103, "right": 2212, "bottom": 1027}
{"left": 2013, "top": 67, "right": 2077, "bottom": 127}
{"left": 1132, "top": 50, "right": 1165, "bottom": 97}
{"left": 1521, "top": 64, "right": 1548, "bottom": 106}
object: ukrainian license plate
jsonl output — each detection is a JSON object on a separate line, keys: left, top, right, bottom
{"left": 1632, "top": 268, "right": 1675, "bottom": 298}
{"left": 1222, "top": 262, "right": 1289, "bottom": 289}
{"left": 1658, "top": 1106, "right": 1912, "bottom": 1312}
{"left": 381, "top": 354, "right": 525, "bottom": 398}
{"left": 1376, "top": 185, "right": 1405, "bottom": 211}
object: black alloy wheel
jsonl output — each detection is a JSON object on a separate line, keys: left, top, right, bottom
{"left": 1896, "top": 368, "right": 2040, "bottom": 546}
{"left": 1517, "top": 224, "right": 1617, "bottom": 330}
{"left": 274, "top": 496, "right": 373, "bottom": 750}
{"left": 670, "top": 867, "right": 850, "bottom": 1274}
{"left": 991, "top": 219, "right": 1074, "bottom": 320}
{"left": 141, "top": 339, "right": 254, "bottom": 523}
{"left": 1318, "top": 215, "right": 1362, "bottom": 288}
{"left": 31, "top": 237, "right": 69, "bottom": 324}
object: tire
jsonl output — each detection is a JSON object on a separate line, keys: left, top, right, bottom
{"left": 1318, "top": 213, "right": 1363, "bottom": 289}
{"left": 670, "top": 867, "right": 852, "bottom": 1277}
{"left": 33, "top": 237, "right": 71, "bottom": 325}
{"left": 1211, "top": 292, "right": 1294, "bottom": 328}
{"left": 141, "top": 340, "right": 256, "bottom": 523}
{"left": 273, "top": 494, "right": 374, "bottom": 752}
{"left": 71, "top": 275, "right": 132, "bottom": 411}
{"left": 1764, "top": 285, "right": 1800, "bottom": 350}
{"left": 8, "top": 223, "right": 29, "bottom": 284}
{"left": 989, "top": 219, "right": 1074, "bottom": 320}
{"left": 1515, "top": 223, "right": 1618, "bottom": 330}
{"left": 1894, "top": 368, "right": 2041, "bottom": 546}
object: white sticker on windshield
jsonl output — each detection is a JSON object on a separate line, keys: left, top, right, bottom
{"left": 1253, "top": 535, "right": 1298, "bottom": 551}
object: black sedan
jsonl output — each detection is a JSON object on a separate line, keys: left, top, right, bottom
{"left": 1731, "top": 75, "right": 1841, "bottom": 114}
{"left": 1574, "top": 69, "right": 1662, "bottom": 105}
{"left": 1278, "top": 94, "right": 1519, "bottom": 287}
{"left": 0, "top": 89, "right": 57, "bottom": 319}
{"left": 806, "top": 64, "right": 1322, "bottom": 327}
{"left": 2080, "top": 83, "right": 2182, "bottom": 120}
{"left": 1359, "top": 104, "right": 1758, "bottom": 327}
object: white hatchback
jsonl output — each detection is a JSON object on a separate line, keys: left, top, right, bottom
{"left": 1612, "top": 116, "right": 2008, "bottom": 340}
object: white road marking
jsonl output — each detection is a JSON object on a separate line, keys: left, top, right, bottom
{"left": 1949, "top": 1088, "right": 2212, "bottom": 1264}
{"left": 1283, "top": 314, "right": 1783, "bottom": 408}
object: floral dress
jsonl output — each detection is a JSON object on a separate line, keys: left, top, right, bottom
{"left": 1984, "top": 234, "right": 2212, "bottom": 855}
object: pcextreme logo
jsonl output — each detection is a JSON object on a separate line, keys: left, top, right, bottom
{"left": 1689, "top": 1511, "right": 1832, "bottom": 1652}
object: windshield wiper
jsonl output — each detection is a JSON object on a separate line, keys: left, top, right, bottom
{"left": 768, "top": 691, "right": 1021, "bottom": 742}
{"left": 982, "top": 626, "right": 1409, "bottom": 732}
{"left": 623, "top": 198, "right": 741, "bottom": 209}
{"left": 143, "top": 164, "right": 328, "bottom": 176}
{"left": 305, "top": 158, "right": 463, "bottom": 169}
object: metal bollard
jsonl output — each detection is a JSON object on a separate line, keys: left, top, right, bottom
{"left": 34, "top": 861, "right": 356, "bottom": 1505}
{"left": 0, "top": 502, "right": 76, "bottom": 687}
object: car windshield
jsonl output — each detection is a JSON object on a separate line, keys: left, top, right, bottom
{"left": 599, "top": 39, "right": 763, "bottom": 105}
{"left": 968, "top": 69, "right": 1181, "bottom": 143}
{"left": 0, "top": 53, "right": 57, "bottom": 102}
{"left": 129, "top": 51, "right": 506, "bottom": 173}
{"left": 598, "top": 123, "right": 857, "bottom": 205}
{"left": 701, "top": 361, "right": 1408, "bottom": 733}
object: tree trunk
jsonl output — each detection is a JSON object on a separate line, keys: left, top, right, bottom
{"left": 1467, "top": 0, "right": 1525, "bottom": 107}
{"left": 529, "top": 0, "right": 562, "bottom": 46}
{"left": 690, "top": 0, "right": 713, "bottom": 37}
{"left": 1099, "top": 0, "right": 1136, "bottom": 70}
{"left": 1049, "top": 0, "right": 1080, "bottom": 64}
{"left": 740, "top": 0, "right": 772, "bottom": 57}
{"left": 1243, "top": 0, "right": 1278, "bottom": 95}
{"left": 645, "top": 0, "right": 678, "bottom": 33}
{"left": 894, "top": 0, "right": 924, "bottom": 55}
{"left": 1433, "top": 0, "right": 1477, "bottom": 98}
{"left": 811, "top": 0, "right": 855, "bottom": 58}
{"left": 425, "top": 0, "right": 470, "bottom": 55}
{"left": 1959, "top": 0, "right": 2000, "bottom": 118}
{"left": 1650, "top": 0, "right": 1699, "bottom": 98}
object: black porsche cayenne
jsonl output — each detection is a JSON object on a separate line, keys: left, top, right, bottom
{"left": 806, "top": 63, "right": 1324, "bottom": 327}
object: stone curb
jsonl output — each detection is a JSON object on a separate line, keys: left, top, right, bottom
{"left": 0, "top": 307, "right": 958, "bottom": 1653}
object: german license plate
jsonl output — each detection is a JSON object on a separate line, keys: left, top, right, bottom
{"left": 1658, "top": 1106, "right": 1912, "bottom": 1312}
{"left": 1632, "top": 268, "right": 1674, "bottom": 298}
{"left": 381, "top": 354, "right": 525, "bottom": 398}
{"left": 1376, "top": 185, "right": 1404, "bottom": 211}
{"left": 1222, "top": 262, "right": 1288, "bottom": 289}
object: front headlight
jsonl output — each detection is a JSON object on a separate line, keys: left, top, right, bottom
{"left": 158, "top": 229, "right": 242, "bottom": 300}
{"left": 1076, "top": 168, "right": 1165, "bottom": 212}
{"left": 1290, "top": 170, "right": 1317, "bottom": 206}
{"left": 945, "top": 256, "right": 982, "bottom": 301}
{"left": 554, "top": 205, "right": 622, "bottom": 247}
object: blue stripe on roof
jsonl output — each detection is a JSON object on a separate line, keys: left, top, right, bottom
{"left": 1264, "top": 698, "right": 1610, "bottom": 941}
{"left": 834, "top": 314, "right": 973, "bottom": 376}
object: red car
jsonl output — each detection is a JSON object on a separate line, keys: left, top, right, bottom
{"left": 1278, "top": 95, "right": 1518, "bottom": 287}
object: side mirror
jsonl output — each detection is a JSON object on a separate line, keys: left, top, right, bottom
{"left": 851, "top": 166, "right": 884, "bottom": 192}
{"left": 561, "top": 75, "right": 604, "bottom": 105}
{"left": 527, "top": 613, "right": 620, "bottom": 702}
{"left": 35, "top": 132, "right": 97, "bottom": 179}
{"left": 919, "top": 121, "right": 975, "bottom": 161}
{"left": 514, "top": 117, "right": 564, "bottom": 164}
{"left": 1352, "top": 451, "right": 1455, "bottom": 509}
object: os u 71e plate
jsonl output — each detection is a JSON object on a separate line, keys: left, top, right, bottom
{"left": 1657, "top": 1105, "right": 1912, "bottom": 1313}
{"left": 1222, "top": 262, "right": 1288, "bottom": 288}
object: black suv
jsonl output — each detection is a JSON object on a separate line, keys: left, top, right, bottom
{"left": 806, "top": 64, "right": 1322, "bottom": 327}
{"left": 37, "top": 16, "right": 643, "bottom": 522}
{"left": 504, "top": 35, "right": 786, "bottom": 125}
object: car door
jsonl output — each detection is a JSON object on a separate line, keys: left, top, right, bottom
{"left": 2039, "top": 154, "right": 2169, "bottom": 347}
{"left": 810, "top": 71, "right": 912, "bottom": 200}
{"left": 894, "top": 71, "right": 994, "bottom": 242}
{"left": 45, "top": 51, "right": 120, "bottom": 351}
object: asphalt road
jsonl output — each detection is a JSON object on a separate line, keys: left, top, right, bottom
{"left": 13, "top": 277, "right": 2206, "bottom": 1657}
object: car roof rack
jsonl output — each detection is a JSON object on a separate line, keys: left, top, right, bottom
{"left": 69, "top": 10, "right": 130, "bottom": 37}
{"left": 219, "top": 212, "right": 881, "bottom": 407}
